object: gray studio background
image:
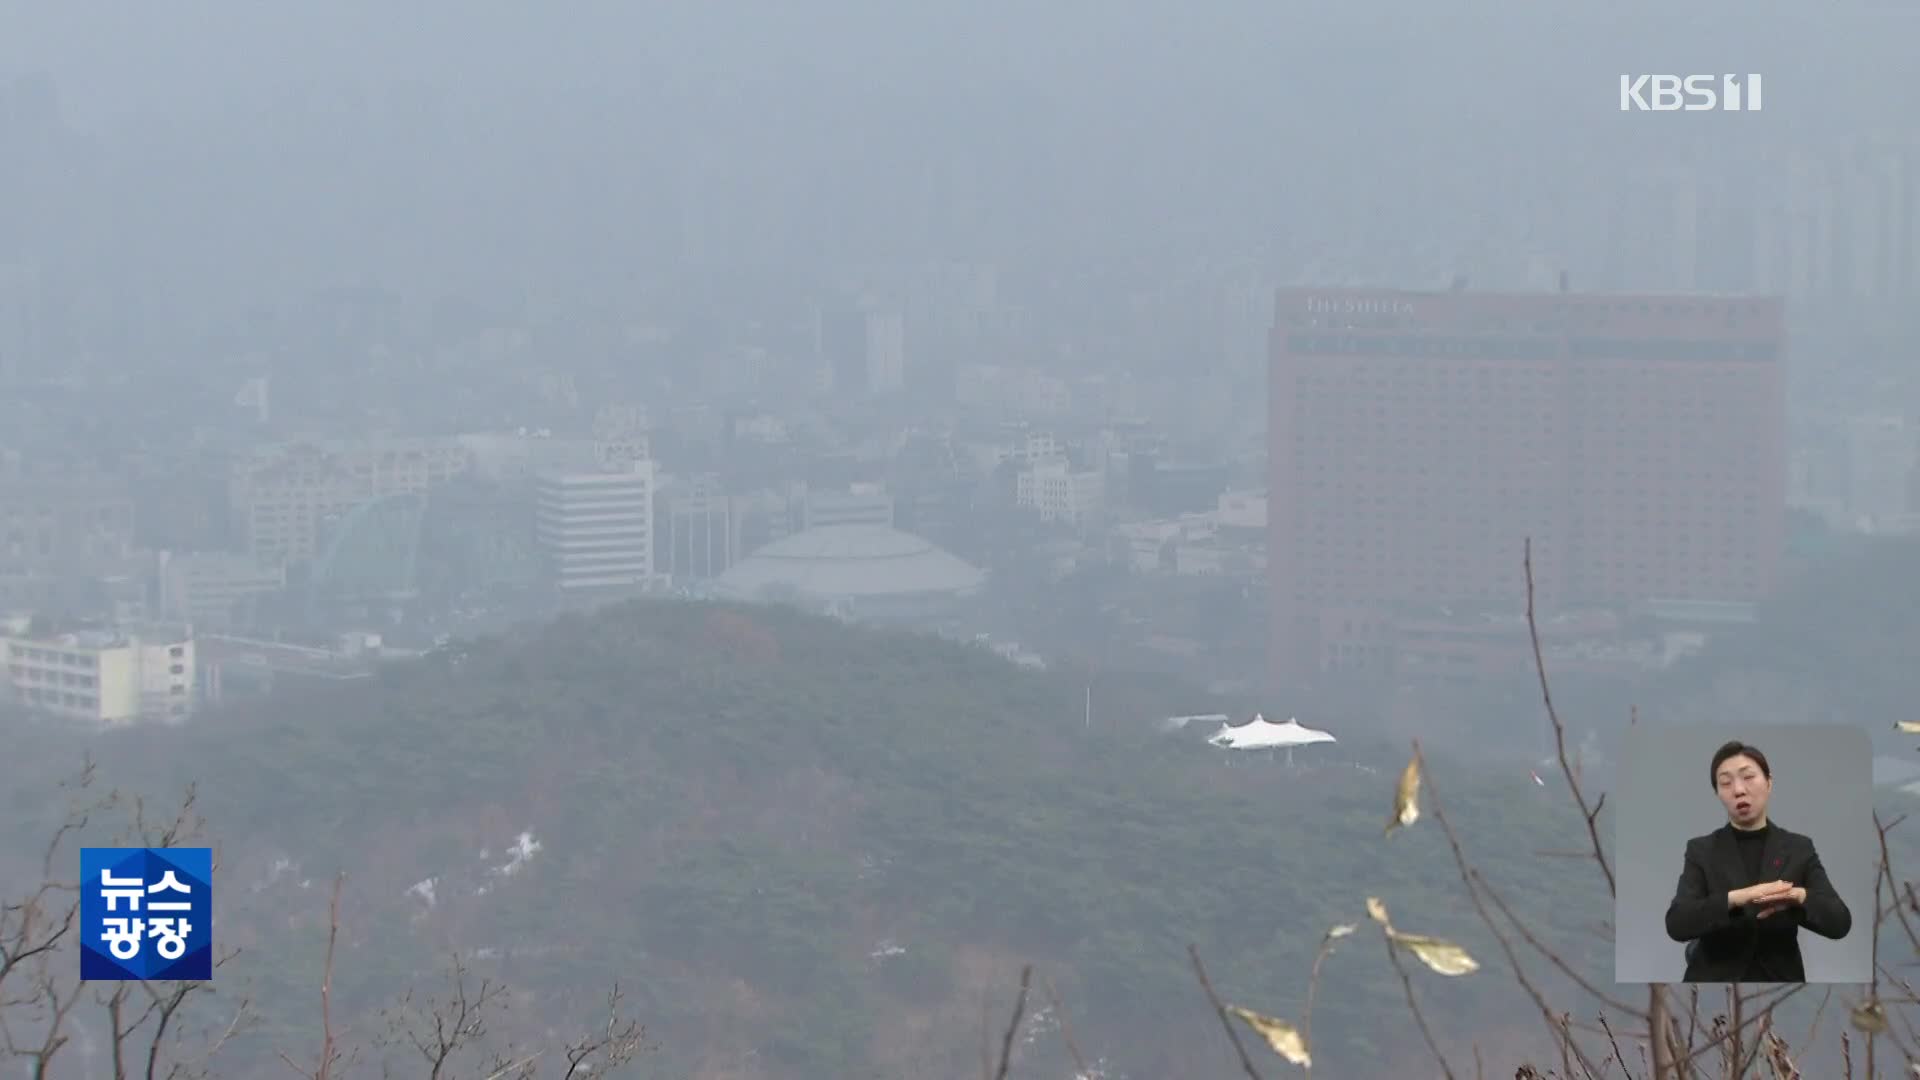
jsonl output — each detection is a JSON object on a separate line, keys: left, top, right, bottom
{"left": 1613, "top": 722, "right": 1873, "bottom": 984}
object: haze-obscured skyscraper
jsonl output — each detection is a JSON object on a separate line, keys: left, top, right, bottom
{"left": 0, "top": 262, "right": 39, "bottom": 384}
{"left": 1267, "top": 287, "right": 1786, "bottom": 682}
{"left": 817, "top": 304, "right": 906, "bottom": 396}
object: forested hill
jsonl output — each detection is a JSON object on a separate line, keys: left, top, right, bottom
{"left": 1645, "top": 535, "right": 1920, "bottom": 746}
{"left": 9, "top": 600, "right": 1609, "bottom": 1077}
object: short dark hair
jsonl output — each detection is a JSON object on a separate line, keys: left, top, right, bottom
{"left": 1710, "top": 740, "right": 1771, "bottom": 788}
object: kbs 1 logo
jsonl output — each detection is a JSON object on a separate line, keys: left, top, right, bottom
{"left": 1619, "top": 74, "right": 1763, "bottom": 112}
{"left": 79, "top": 848, "right": 214, "bottom": 981}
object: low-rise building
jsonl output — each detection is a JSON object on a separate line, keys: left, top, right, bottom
{"left": 1016, "top": 459, "right": 1105, "bottom": 527}
{"left": 157, "top": 551, "right": 287, "bottom": 631}
{"left": 802, "top": 484, "right": 895, "bottom": 529}
{"left": 0, "top": 616, "right": 194, "bottom": 725}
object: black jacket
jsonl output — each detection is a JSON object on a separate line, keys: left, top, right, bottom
{"left": 1663, "top": 821, "right": 1852, "bottom": 982}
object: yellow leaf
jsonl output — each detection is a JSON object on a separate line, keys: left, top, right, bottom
{"left": 1327, "top": 923, "right": 1357, "bottom": 940}
{"left": 1851, "top": 1000, "right": 1888, "bottom": 1033}
{"left": 1226, "top": 1005, "right": 1311, "bottom": 1067}
{"left": 1897, "top": 721, "right": 1920, "bottom": 734}
{"left": 1365, "top": 896, "right": 1391, "bottom": 926}
{"left": 1387, "top": 931, "right": 1481, "bottom": 976}
{"left": 1386, "top": 755, "right": 1421, "bottom": 834}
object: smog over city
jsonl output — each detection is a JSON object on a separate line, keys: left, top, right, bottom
{"left": 1, "top": 4, "right": 1917, "bottom": 1077}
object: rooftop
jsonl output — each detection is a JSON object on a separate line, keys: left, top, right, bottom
{"left": 714, "top": 524, "right": 985, "bottom": 601}
{"left": 0, "top": 616, "right": 194, "bottom": 649}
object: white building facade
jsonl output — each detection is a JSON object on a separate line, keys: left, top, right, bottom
{"left": 1, "top": 617, "right": 195, "bottom": 725}
{"left": 535, "top": 462, "right": 657, "bottom": 590}
{"left": 1017, "top": 460, "right": 1106, "bottom": 527}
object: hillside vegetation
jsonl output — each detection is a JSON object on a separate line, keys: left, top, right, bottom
{"left": 1648, "top": 535, "right": 1920, "bottom": 740}
{"left": 9, "top": 601, "right": 1612, "bottom": 1076}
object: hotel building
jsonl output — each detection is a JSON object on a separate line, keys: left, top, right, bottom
{"left": 1268, "top": 287, "right": 1786, "bottom": 681}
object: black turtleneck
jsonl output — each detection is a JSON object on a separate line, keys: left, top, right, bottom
{"left": 1733, "top": 821, "right": 1772, "bottom": 883}
{"left": 1733, "top": 821, "right": 1779, "bottom": 981}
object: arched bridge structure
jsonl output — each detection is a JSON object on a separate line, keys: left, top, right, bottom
{"left": 307, "top": 492, "right": 428, "bottom": 615}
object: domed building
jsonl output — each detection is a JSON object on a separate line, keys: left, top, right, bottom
{"left": 710, "top": 524, "right": 986, "bottom": 621}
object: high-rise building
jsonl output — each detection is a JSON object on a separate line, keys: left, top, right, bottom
{"left": 1602, "top": 167, "right": 1700, "bottom": 292}
{"left": 1842, "top": 415, "right": 1919, "bottom": 530}
{"left": 660, "top": 472, "right": 738, "bottom": 581}
{"left": 534, "top": 462, "right": 657, "bottom": 591}
{"left": 1267, "top": 288, "right": 1786, "bottom": 682}
{"left": 817, "top": 306, "right": 907, "bottom": 396}
{"left": 0, "top": 262, "right": 39, "bottom": 384}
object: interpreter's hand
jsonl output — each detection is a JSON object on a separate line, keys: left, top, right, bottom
{"left": 1731, "top": 881, "right": 1795, "bottom": 908}
{"left": 1755, "top": 886, "right": 1808, "bottom": 920}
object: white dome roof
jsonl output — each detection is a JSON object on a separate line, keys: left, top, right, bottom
{"left": 715, "top": 524, "right": 985, "bottom": 600}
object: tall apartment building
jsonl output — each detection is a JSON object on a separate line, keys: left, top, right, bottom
{"left": 817, "top": 305, "right": 907, "bottom": 395}
{"left": 0, "top": 262, "right": 38, "bottom": 384}
{"left": 535, "top": 462, "right": 657, "bottom": 591}
{"left": 1613, "top": 139, "right": 1920, "bottom": 316}
{"left": 660, "top": 473, "right": 738, "bottom": 581}
{"left": 1842, "top": 415, "right": 1919, "bottom": 530}
{"left": 1268, "top": 287, "right": 1786, "bottom": 681}
{"left": 0, "top": 616, "right": 195, "bottom": 725}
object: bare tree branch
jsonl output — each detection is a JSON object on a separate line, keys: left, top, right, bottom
{"left": 1301, "top": 924, "right": 1348, "bottom": 1079}
{"left": 1377, "top": 915, "right": 1458, "bottom": 1080}
{"left": 277, "top": 874, "right": 356, "bottom": 1080}
{"left": 374, "top": 955, "right": 509, "bottom": 1079}
{"left": 990, "top": 964, "right": 1032, "bottom": 1080}
{"left": 1524, "top": 538, "right": 1614, "bottom": 897}
{"left": 1414, "top": 740, "right": 1616, "bottom": 1077}
{"left": 1668, "top": 984, "right": 1804, "bottom": 1073}
{"left": 559, "top": 983, "right": 649, "bottom": 1079}
{"left": 1187, "top": 945, "right": 1266, "bottom": 1080}
{"left": 3, "top": 760, "right": 656, "bottom": 1080}
{"left": 1595, "top": 1009, "right": 1630, "bottom": 1078}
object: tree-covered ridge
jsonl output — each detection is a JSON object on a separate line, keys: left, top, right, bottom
{"left": 1646, "top": 535, "right": 1920, "bottom": 743}
{"left": 4, "top": 535, "right": 1917, "bottom": 1074}
{"left": 0, "top": 598, "right": 1608, "bottom": 1075}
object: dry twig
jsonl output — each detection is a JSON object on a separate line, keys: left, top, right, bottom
{"left": 1041, "top": 972, "right": 1093, "bottom": 1079}
{"left": 1524, "top": 539, "right": 1615, "bottom": 897}
{"left": 280, "top": 873, "right": 352, "bottom": 1080}
{"left": 989, "top": 964, "right": 1032, "bottom": 1080}
{"left": 1376, "top": 915, "right": 1457, "bottom": 1080}
{"left": 1187, "top": 945, "right": 1267, "bottom": 1080}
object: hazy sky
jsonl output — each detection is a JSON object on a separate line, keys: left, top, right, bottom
{"left": 3, "top": 2, "right": 1916, "bottom": 329}
{"left": 8, "top": 3, "right": 1915, "bottom": 132}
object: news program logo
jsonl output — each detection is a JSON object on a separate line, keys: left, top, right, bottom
{"left": 1619, "top": 74, "right": 1763, "bottom": 112}
{"left": 79, "top": 848, "right": 213, "bottom": 981}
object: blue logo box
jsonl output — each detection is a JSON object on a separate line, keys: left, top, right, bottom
{"left": 79, "top": 848, "right": 213, "bottom": 982}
